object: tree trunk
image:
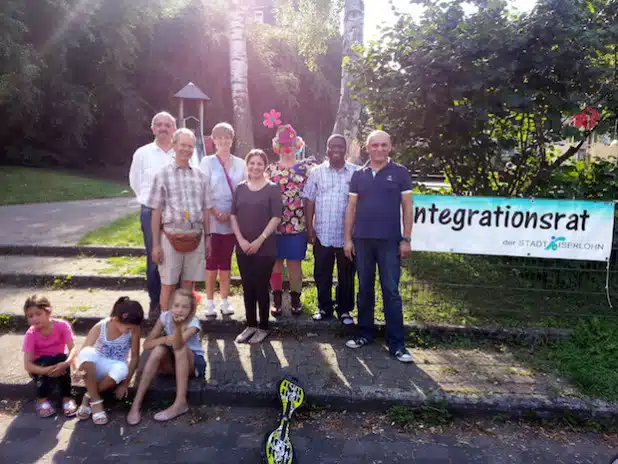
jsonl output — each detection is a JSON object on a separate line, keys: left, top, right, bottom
{"left": 228, "top": 2, "right": 254, "bottom": 155}
{"left": 333, "top": 0, "right": 364, "bottom": 141}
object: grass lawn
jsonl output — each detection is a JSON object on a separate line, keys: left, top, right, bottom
{"left": 0, "top": 166, "right": 131, "bottom": 205}
{"left": 79, "top": 212, "right": 142, "bottom": 247}
{"left": 514, "top": 319, "right": 618, "bottom": 402}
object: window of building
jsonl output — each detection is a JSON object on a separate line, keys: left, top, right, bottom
{"left": 254, "top": 10, "right": 264, "bottom": 23}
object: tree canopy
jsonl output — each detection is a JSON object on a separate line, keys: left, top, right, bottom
{"left": 0, "top": 0, "right": 342, "bottom": 173}
{"left": 351, "top": 0, "right": 618, "bottom": 196}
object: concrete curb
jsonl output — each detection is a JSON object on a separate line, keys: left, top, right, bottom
{"left": 1, "top": 314, "right": 571, "bottom": 346}
{"left": 1, "top": 378, "right": 616, "bottom": 423}
{"left": 0, "top": 272, "right": 316, "bottom": 289}
{"left": 0, "top": 245, "right": 145, "bottom": 258}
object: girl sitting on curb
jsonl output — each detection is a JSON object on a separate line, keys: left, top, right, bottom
{"left": 22, "top": 295, "right": 78, "bottom": 418}
{"left": 76, "top": 297, "right": 143, "bottom": 425}
{"left": 127, "top": 288, "right": 205, "bottom": 425}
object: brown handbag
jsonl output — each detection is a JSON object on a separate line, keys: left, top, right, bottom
{"left": 164, "top": 231, "right": 202, "bottom": 253}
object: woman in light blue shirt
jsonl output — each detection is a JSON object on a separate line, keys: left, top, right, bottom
{"left": 199, "top": 123, "right": 247, "bottom": 318}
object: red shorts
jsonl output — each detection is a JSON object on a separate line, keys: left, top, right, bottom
{"left": 206, "top": 234, "right": 236, "bottom": 271}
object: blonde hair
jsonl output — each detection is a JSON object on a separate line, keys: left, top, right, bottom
{"left": 366, "top": 130, "right": 391, "bottom": 145}
{"left": 23, "top": 294, "right": 52, "bottom": 314}
{"left": 171, "top": 288, "right": 197, "bottom": 321}
{"left": 211, "top": 122, "right": 235, "bottom": 139}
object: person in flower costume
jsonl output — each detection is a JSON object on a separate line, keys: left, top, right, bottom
{"left": 266, "top": 124, "right": 314, "bottom": 316}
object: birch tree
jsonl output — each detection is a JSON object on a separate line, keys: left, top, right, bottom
{"left": 333, "top": 0, "right": 364, "bottom": 142}
{"left": 228, "top": 0, "right": 254, "bottom": 155}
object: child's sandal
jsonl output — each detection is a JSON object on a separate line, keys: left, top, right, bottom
{"left": 90, "top": 399, "right": 108, "bottom": 425}
{"left": 36, "top": 400, "right": 56, "bottom": 418}
{"left": 63, "top": 399, "right": 78, "bottom": 417}
{"left": 76, "top": 393, "right": 91, "bottom": 420}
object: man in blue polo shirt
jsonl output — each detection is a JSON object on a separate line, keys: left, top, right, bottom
{"left": 343, "top": 130, "right": 414, "bottom": 363}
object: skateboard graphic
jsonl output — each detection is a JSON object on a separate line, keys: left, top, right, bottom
{"left": 262, "top": 377, "right": 305, "bottom": 464}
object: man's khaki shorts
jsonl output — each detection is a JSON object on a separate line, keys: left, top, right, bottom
{"left": 159, "top": 233, "right": 206, "bottom": 285}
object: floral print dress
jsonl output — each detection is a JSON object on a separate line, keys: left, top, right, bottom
{"left": 266, "top": 161, "right": 313, "bottom": 235}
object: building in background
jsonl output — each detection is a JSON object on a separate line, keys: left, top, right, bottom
{"left": 252, "top": 0, "right": 276, "bottom": 24}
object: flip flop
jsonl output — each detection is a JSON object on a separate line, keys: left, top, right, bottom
{"left": 153, "top": 407, "right": 188, "bottom": 422}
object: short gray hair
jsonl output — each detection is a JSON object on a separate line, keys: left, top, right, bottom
{"left": 366, "top": 130, "right": 391, "bottom": 145}
{"left": 151, "top": 111, "right": 176, "bottom": 129}
{"left": 172, "top": 128, "right": 196, "bottom": 143}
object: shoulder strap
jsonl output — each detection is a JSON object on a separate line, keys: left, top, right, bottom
{"left": 215, "top": 155, "right": 234, "bottom": 194}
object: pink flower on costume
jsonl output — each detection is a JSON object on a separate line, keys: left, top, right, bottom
{"left": 263, "top": 109, "right": 282, "bottom": 129}
{"left": 285, "top": 224, "right": 296, "bottom": 233}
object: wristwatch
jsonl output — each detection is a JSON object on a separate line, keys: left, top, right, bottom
{"left": 401, "top": 236, "right": 412, "bottom": 243}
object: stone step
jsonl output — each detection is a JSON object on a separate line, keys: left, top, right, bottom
{"left": 0, "top": 255, "right": 317, "bottom": 289}
{"left": 0, "top": 286, "right": 571, "bottom": 344}
{"left": 0, "top": 331, "right": 613, "bottom": 420}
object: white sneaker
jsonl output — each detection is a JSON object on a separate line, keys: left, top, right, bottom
{"left": 219, "top": 300, "right": 234, "bottom": 316}
{"left": 204, "top": 301, "right": 216, "bottom": 318}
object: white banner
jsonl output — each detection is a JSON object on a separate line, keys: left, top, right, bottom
{"left": 411, "top": 195, "right": 615, "bottom": 261}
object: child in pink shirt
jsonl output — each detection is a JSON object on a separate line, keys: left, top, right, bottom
{"left": 22, "top": 295, "right": 78, "bottom": 418}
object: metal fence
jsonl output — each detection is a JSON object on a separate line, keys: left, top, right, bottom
{"left": 400, "top": 241, "right": 618, "bottom": 329}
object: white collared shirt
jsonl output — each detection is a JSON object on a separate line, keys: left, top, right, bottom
{"left": 129, "top": 142, "right": 199, "bottom": 205}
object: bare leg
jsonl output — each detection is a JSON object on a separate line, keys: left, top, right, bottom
{"left": 80, "top": 362, "right": 111, "bottom": 422}
{"left": 96, "top": 376, "right": 117, "bottom": 393}
{"left": 287, "top": 260, "right": 303, "bottom": 293}
{"left": 127, "top": 346, "right": 167, "bottom": 425}
{"left": 154, "top": 346, "right": 194, "bottom": 422}
{"left": 160, "top": 284, "right": 176, "bottom": 311}
{"left": 206, "top": 270, "right": 217, "bottom": 300}
{"left": 272, "top": 260, "right": 284, "bottom": 276}
{"left": 219, "top": 270, "right": 230, "bottom": 299}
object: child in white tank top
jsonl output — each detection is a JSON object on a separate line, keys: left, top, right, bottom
{"left": 76, "top": 297, "right": 143, "bottom": 425}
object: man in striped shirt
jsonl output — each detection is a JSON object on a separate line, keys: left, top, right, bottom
{"left": 146, "top": 128, "right": 210, "bottom": 312}
{"left": 303, "top": 134, "right": 358, "bottom": 325}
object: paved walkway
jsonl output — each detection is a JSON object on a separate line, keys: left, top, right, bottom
{"left": 0, "top": 404, "right": 615, "bottom": 463}
{"left": 0, "top": 331, "right": 578, "bottom": 401}
{"left": 0, "top": 198, "right": 139, "bottom": 246}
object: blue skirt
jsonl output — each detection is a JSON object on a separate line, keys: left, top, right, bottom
{"left": 276, "top": 232, "right": 308, "bottom": 261}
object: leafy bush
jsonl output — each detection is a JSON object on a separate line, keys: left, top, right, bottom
{"left": 537, "top": 159, "right": 618, "bottom": 200}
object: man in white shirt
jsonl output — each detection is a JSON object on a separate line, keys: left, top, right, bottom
{"left": 129, "top": 111, "right": 195, "bottom": 319}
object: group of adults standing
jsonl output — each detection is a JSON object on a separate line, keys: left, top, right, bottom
{"left": 129, "top": 111, "right": 414, "bottom": 363}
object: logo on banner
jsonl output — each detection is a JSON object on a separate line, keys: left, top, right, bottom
{"left": 545, "top": 236, "right": 566, "bottom": 251}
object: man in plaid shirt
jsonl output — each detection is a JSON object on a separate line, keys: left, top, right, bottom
{"left": 147, "top": 128, "right": 210, "bottom": 313}
{"left": 303, "top": 135, "right": 359, "bottom": 325}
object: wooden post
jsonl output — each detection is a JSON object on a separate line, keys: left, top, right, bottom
{"left": 199, "top": 101, "right": 204, "bottom": 139}
{"left": 179, "top": 99, "right": 185, "bottom": 127}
